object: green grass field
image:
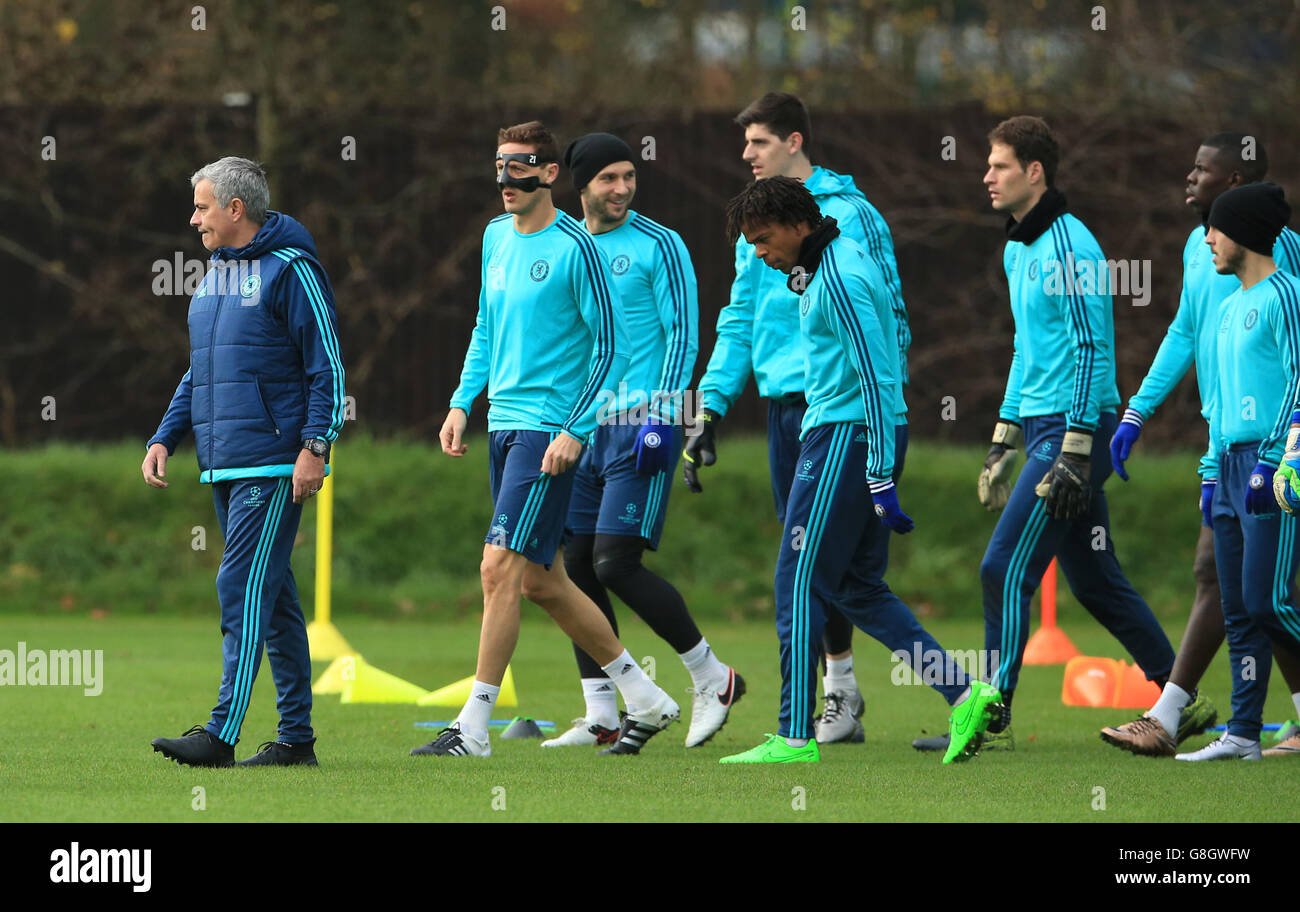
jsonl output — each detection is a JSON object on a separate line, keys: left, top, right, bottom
{"left": 2, "top": 612, "right": 1296, "bottom": 823}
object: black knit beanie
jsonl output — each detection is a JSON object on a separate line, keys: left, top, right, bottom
{"left": 563, "top": 133, "right": 635, "bottom": 192}
{"left": 1208, "top": 182, "right": 1291, "bottom": 256}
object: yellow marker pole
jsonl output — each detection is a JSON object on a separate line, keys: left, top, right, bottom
{"left": 315, "top": 464, "right": 333, "bottom": 625}
{"left": 307, "top": 449, "right": 357, "bottom": 666}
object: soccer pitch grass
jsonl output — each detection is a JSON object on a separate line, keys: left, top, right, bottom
{"left": 2, "top": 613, "right": 1296, "bottom": 823}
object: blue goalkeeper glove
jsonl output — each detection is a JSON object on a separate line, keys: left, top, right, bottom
{"left": 1110, "top": 407, "right": 1143, "bottom": 481}
{"left": 633, "top": 416, "right": 673, "bottom": 476}
{"left": 871, "top": 481, "right": 914, "bottom": 534}
{"left": 1200, "top": 479, "right": 1216, "bottom": 528}
{"left": 1273, "top": 412, "right": 1300, "bottom": 513}
{"left": 1245, "top": 460, "right": 1278, "bottom": 515}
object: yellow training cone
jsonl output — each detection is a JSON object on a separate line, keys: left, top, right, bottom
{"left": 312, "top": 653, "right": 363, "bottom": 695}
{"left": 339, "top": 657, "right": 429, "bottom": 704}
{"left": 418, "top": 665, "right": 517, "bottom": 708}
{"left": 307, "top": 620, "right": 357, "bottom": 662}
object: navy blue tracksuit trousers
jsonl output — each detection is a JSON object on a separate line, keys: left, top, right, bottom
{"left": 204, "top": 477, "right": 313, "bottom": 746}
{"left": 774, "top": 422, "right": 968, "bottom": 741}
{"left": 1213, "top": 444, "right": 1300, "bottom": 740}
{"left": 981, "top": 412, "right": 1174, "bottom": 695}
{"left": 770, "top": 398, "right": 905, "bottom": 661}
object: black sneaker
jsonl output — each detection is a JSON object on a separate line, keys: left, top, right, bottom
{"left": 598, "top": 692, "right": 681, "bottom": 755}
{"left": 237, "top": 739, "right": 319, "bottom": 767}
{"left": 152, "top": 724, "right": 235, "bottom": 768}
{"left": 410, "top": 724, "right": 490, "bottom": 757}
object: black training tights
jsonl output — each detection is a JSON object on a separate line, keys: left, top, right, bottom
{"left": 563, "top": 533, "right": 703, "bottom": 679}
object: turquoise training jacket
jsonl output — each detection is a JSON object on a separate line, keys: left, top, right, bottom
{"left": 587, "top": 210, "right": 698, "bottom": 423}
{"left": 1128, "top": 225, "right": 1300, "bottom": 478}
{"left": 699, "top": 166, "right": 910, "bottom": 416}
{"left": 450, "top": 210, "right": 630, "bottom": 443}
{"left": 1211, "top": 269, "right": 1300, "bottom": 465}
{"left": 799, "top": 234, "right": 898, "bottom": 483}
{"left": 998, "top": 189, "right": 1120, "bottom": 432}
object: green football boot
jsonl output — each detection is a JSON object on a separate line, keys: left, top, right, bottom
{"left": 1175, "top": 692, "right": 1218, "bottom": 744}
{"left": 943, "top": 681, "right": 1003, "bottom": 765}
{"left": 1271, "top": 719, "right": 1300, "bottom": 743}
{"left": 719, "top": 734, "right": 820, "bottom": 764}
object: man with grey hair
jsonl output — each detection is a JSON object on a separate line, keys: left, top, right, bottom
{"left": 145, "top": 156, "right": 346, "bottom": 767}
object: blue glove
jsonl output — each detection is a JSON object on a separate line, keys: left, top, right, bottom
{"left": 1110, "top": 407, "right": 1143, "bottom": 482}
{"left": 633, "top": 417, "right": 673, "bottom": 476}
{"left": 871, "top": 481, "right": 914, "bottom": 534}
{"left": 1245, "top": 461, "right": 1278, "bottom": 515}
{"left": 1200, "top": 479, "right": 1216, "bottom": 528}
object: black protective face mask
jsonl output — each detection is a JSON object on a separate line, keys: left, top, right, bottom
{"left": 496, "top": 152, "right": 554, "bottom": 192}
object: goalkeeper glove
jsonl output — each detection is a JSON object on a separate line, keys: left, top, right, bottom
{"left": 633, "top": 416, "right": 673, "bottom": 476}
{"left": 1110, "top": 407, "right": 1143, "bottom": 481}
{"left": 977, "top": 420, "right": 1023, "bottom": 510}
{"left": 870, "top": 481, "right": 914, "bottom": 534}
{"left": 1246, "top": 460, "right": 1278, "bottom": 515}
{"left": 682, "top": 409, "right": 720, "bottom": 493}
{"left": 1273, "top": 412, "right": 1300, "bottom": 513}
{"left": 1200, "top": 479, "right": 1216, "bottom": 527}
{"left": 1035, "top": 430, "right": 1092, "bottom": 520}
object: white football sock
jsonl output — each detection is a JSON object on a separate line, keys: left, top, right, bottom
{"left": 1292, "top": 692, "right": 1300, "bottom": 719}
{"left": 1148, "top": 682, "right": 1191, "bottom": 738}
{"left": 679, "top": 637, "right": 729, "bottom": 689}
{"left": 580, "top": 677, "right": 619, "bottom": 728}
{"left": 824, "top": 655, "right": 857, "bottom": 695}
{"left": 786, "top": 737, "right": 808, "bottom": 748}
{"left": 455, "top": 680, "right": 499, "bottom": 742}
{"left": 601, "top": 649, "right": 660, "bottom": 714}
{"left": 1223, "top": 733, "right": 1259, "bottom": 748}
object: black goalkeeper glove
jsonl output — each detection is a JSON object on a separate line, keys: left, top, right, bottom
{"left": 1035, "top": 430, "right": 1092, "bottom": 520}
{"left": 682, "top": 409, "right": 720, "bottom": 493}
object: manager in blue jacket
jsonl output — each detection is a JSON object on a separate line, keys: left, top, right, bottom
{"left": 143, "top": 156, "right": 346, "bottom": 768}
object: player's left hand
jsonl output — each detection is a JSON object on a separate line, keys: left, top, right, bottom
{"left": 633, "top": 416, "right": 673, "bottom": 476}
{"left": 1245, "top": 460, "right": 1278, "bottom": 514}
{"left": 871, "top": 482, "right": 914, "bottom": 534}
{"left": 1110, "top": 407, "right": 1143, "bottom": 482}
{"left": 293, "top": 449, "right": 326, "bottom": 504}
{"left": 1035, "top": 430, "right": 1092, "bottom": 520}
{"left": 1273, "top": 416, "right": 1300, "bottom": 513}
{"left": 541, "top": 432, "right": 583, "bottom": 476}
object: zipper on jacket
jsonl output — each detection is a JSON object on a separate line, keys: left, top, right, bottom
{"left": 208, "top": 285, "right": 223, "bottom": 473}
{"left": 254, "top": 375, "right": 281, "bottom": 437}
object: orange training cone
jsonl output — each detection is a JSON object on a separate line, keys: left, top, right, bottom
{"left": 1112, "top": 660, "right": 1162, "bottom": 709}
{"left": 1023, "top": 559, "right": 1081, "bottom": 665}
{"left": 1061, "top": 656, "right": 1120, "bottom": 707}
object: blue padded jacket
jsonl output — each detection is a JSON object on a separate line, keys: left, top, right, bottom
{"left": 148, "top": 211, "right": 346, "bottom": 482}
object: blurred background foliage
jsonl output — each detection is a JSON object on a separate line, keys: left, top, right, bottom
{"left": 2, "top": 0, "right": 1298, "bottom": 449}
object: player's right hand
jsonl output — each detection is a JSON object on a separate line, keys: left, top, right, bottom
{"left": 977, "top": 420, "right": 1022, "bottom": 510}
{"left": 441, "top": 408, "right": 468, "bottom": 457}
{"left": 682, "top": 409, "right": 720, "bottom": 493}
{"left": 142, "top": 443, "right": 170, "bottom": 488}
